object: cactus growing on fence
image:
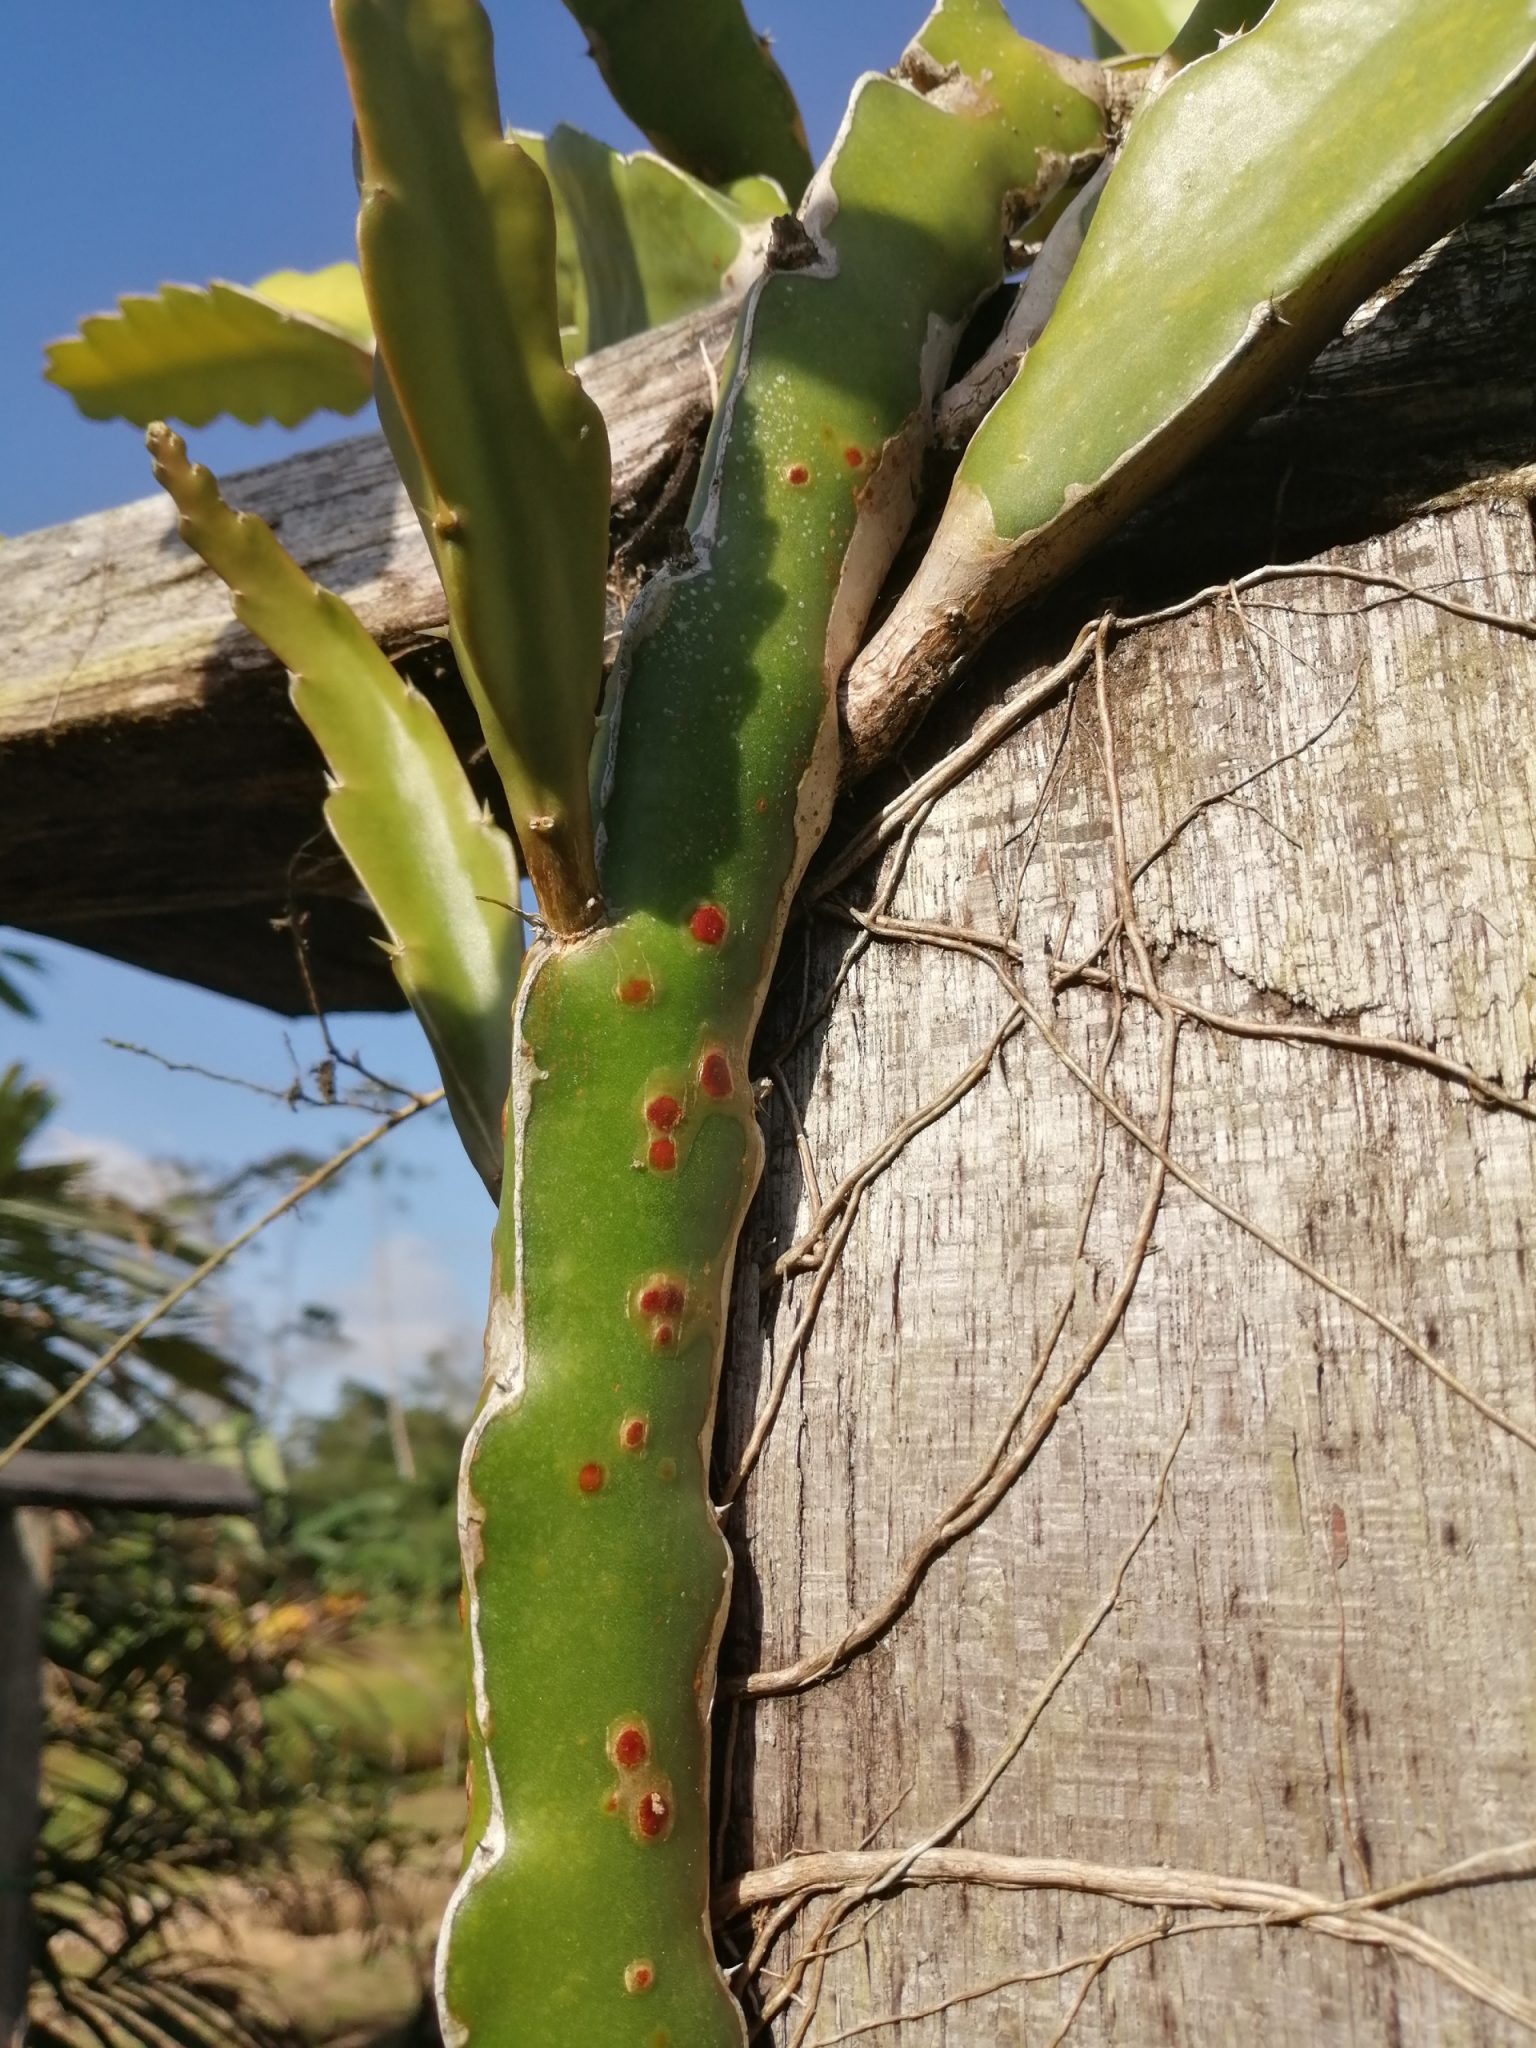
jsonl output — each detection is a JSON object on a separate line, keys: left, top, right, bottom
{"left": 145, "top": 0, "right": 1536, "bottom": 2039}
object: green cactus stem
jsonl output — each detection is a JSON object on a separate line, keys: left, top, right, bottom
{"left": 848, "top": 0, "right": 1536, "bottom": 765}
{"left": 559, "top": 0, "right": 814, "bottom": 203}
{"left": 543, "top": 126, "right": 782, "bottom": 354}
{"left": 336, "top": 0, "right": 612, "bottom": 936}
{"left": 147, "top": 424, "right": 521, "bottom": 1198}
{"left": 438, "top": 5, "right": 1103, "bottom": 2043}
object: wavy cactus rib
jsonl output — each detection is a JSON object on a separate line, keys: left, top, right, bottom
{"left": 148, "top": 425, "right": 521, "bottom": 1197}
{"left": 335, "top": 0, "right": 611, "bottom": 937}
{"left": 560, "top": 0, "right": 813, "bottom": 204}
{"left": 848, "top": 0, "right": 1536, "bottom": 770}
{"left": 543, "top": 126, "right": 782, "bottom": 355}
{"left": 46, "top": 265, "right": 373, "bottom": 428}
{"left": 427, "top": 5, "right": 1103, "bottom": 2042}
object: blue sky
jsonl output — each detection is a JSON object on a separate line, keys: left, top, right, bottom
{"left": 3, "top": 0, "right": 1092, "bottom": 1426}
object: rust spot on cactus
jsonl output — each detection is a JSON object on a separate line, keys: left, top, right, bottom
{"left": 610, "top": 1721, "right": 649, "bottom": 1771}
{"left": 689, "top": 903, "right": 727, "bottom": 946}
{"left": 784, "top": 462, "right": 810, "bottom": 486}
{"left": 843, "top": 446, "right": 865, "bottom": 468}
{"left": 577, "top": 1462, "right": 605, "bottom": 1494}
{"left": 617, "top": 976, "right": 653, "bottom": 1007}
{"left": 657, "top": 1457, "right": 678, "bottom": 1483}
{"left": 634, "top": 1786, "right": 672, "bottom": 1840}
{"left": 624, "top": 1960, "right": 655, "bottom": 1996}
{"left": 620, "top": 1415, "right": 649, "bottom": 1452}
{"left": 499, "top": 1096, "right": 508, "bottom": 1142}
{"left": 647, "top": 1136, "right": 677, "bottom": 1172}
{"left": 653, "top": 1322, "right": 676, "bottom": 1350}
{"left": 645, "top": 1094, "right": 683, "bottom": 1132}
{"left": 637, "top": 1278, "right": 685, "bottom": 1317}
{"left": 603, "top": 1788, "right": 620, "bottom": 1814}
{"left": 699, "top": 1051, "right": 732, "bottom": 1099}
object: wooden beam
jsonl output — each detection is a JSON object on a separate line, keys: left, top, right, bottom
{"left": 3, "top": 182, "right": 1536, "bottom": 1017}
{"left": 0, "top": 1452, "right": 260, "bottom": 1515}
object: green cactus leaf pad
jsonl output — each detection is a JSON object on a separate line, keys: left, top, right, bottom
{"left": 560, "top": 0, "right": 813, "bottom": 203}
{"left": 45, "top": 265, "right": 374, "bottom": 428}
{"left": 148, "top": 424, "right": 522, "bottom": 1197}
{"left": 855, "top": 0, "right": 1536, "bottom": 753}
{"left": 544, "top": 126, "right": 782, "bottom": 354}
{"left": 336, "top": 0, "right": 611, "bottom": 935}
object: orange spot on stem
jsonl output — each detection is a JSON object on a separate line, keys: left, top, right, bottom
{"left": 843, "top": 445, "right": 864, "bottom": 468}
{"left": 653, "top": 1323, "right": 676, "bottom": 1351}
{"left": 634, "top": 1788, "right": 671, "bottom": 1839}
{"left": 637, "top": 1279, "right": 685, "bottom": 1317}
{"left": 625, "top": 1960, "right": 655, "bottom": 1996}
{"left": 617, "top": 976, "right": 653, "bottom": 1006}
{"left": 699, "top": 1051, "right": 732, "bottom": 1099}
{"left": 577, "top": 1462, "right": 605, "bottom": 1494}
{"left": 645, "top": 1094, "right": 682, "bottom": 1131}
{"left": 689, "top": 903, "right": 727, "bottom": 946}
{"left": 620, "top": 1415, "right": 649, "bottom": 1452}
{"left": 612, "top": 1722, "right": 649, "bottom": 1770}
{"left": 647, "top": 1136, "right": 677, "bottom": 1172}
{"left": 784, "top": 463, "right": 810, "bottom": 486}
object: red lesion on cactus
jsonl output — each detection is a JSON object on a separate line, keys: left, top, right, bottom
{"left": 637, "top": 1278, "right": 685, "bottom": 1318}
{"left": 647, "top": 1136, "right": 677, "bottom": 1172}
{"left": 619, "top": 1414, "right": 649, "bottom": 1452}
{"left": 624, "top": 1960, "right": 655, "bottom": 1996}
{"left": 645, "top": 1093, "right": 682, "bottom": 1131}
{"left": 784, "top": 462, "right": 810, "bottom": 486}
{"left": 609, "top": 1720, "right": 650, "bottom": 1771}
{"left": 689, "top": 903, "right": 727, "bottom": 946}
{"left": 617, "top": 975, "right": 653, "bottom": 1006}
{"left": 653, "top": 1322, "right": 676, "bottom": 1351}
{"left": 698, "top": 1050, "right": 732, "bottom": 1099}
{"left": 633, "top": 1784, "right": 673, "bottom": 1841}
{"left": 843, "top": 445, "right": 865, "bottom": 468}
{"left": 577, "top": 1462, "right": 605, "bottom": 1494}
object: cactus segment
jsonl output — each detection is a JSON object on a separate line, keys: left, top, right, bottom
{"left": 1079, "top": 0, "right": 1194, "bottom": 56}
{"left": 45, "top": 266, "right": 374, "bottom": 428}
{"left": 543, "top": 126, "right": 783, "bottom": 355}
{"left": 147, "top": 425, "right": 522, "bottom": 1198}
{"left": 334, "top": 0, "right": 611, "bottom": 936}
{"left": 510, "top": 132, "right": 588, "bottom": 358}
{"left": 853, "top": 0, "right": 1536, "bottom": 753}
{"left": 435, "top": 7, "right": 1108, "bottom": 2043}
{"left": 559, "top": 0, "right": 813, "bottom": 204}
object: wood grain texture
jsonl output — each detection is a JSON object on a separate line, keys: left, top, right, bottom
{"left": 718, "top": 500, "right": 1536, "bottom": 2043}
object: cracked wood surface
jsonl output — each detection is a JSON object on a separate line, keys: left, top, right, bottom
{"left": 719, "top": 500, "right": 1536, "bottom": 2042}
{"left": 6, "top": 182, "right": 1536, "bottom": 1012}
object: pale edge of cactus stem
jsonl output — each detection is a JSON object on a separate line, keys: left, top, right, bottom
{"left": 435, "top": 1, "right": 1104, "bottom": 2041}
{"left": 846, "top": 0, "right": 1536, "bottom": 769}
